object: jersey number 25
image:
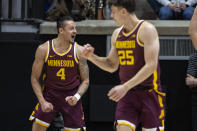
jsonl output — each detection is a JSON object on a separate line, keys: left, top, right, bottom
{"left": 118, "top": 50, "right": 134, "bottom": 65}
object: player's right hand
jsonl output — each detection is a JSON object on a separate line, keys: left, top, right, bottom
{"left": 65, "top": 96, "right": 78, "bottom": 106}
{"left": 40, "top": 101, "right": 53, "bottom": 112}
{"left": 81, "top": 44, "right": 94, "bottom": 59}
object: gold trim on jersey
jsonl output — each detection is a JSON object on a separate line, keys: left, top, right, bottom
{"left": 159, "top": 109, "right": 165, "bottom": 119}
{"left": 117, "top": 120, "right": 135, "bottom": 131}
{"left": 74, "top": 42, "right": 79, "bottom": 64}
{"left": 122, "top": 20, "right": 143, "bottom": 37}
{"left": 158, "top": 94, "right": 165, "bottom": 126}
{"left": 153, "top": 71, "right": 166, "bottom": 96}
{"left": 45, "top": 41, "right": 50, "bottom": 62}
{"left": 29, "top": 103, "right": 39, "bottom": 121}
{"left": 158, "top": 95, "right": 164, "bottom": 108}
{"left": 159, "top": 126, "right": 165, "bottom": 131}
{"left": 142, "top": 127, "right": 157, "bottom": 131}
{"left": 136, "top": 21, "right": 145, "bottom": 47}
{"left": 42, "top": 73, "right": 46, "bottom": 81}
{"left": 64, "top": 127, "right": 86, "bottom": 131}
{"left": 52, "top": 39, "right": 72, "bottom": 56}
{"left": 35, "top": 118, "right": 50, "bottom": 127}
{"left": 29, "top": 116, "right": 34, "bottom": 121}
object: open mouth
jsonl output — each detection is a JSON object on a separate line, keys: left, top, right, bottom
{"left": 71, "top": 35, "right": 76, "bottom": 39}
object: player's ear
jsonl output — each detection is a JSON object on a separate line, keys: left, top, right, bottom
{"left": 121, "top": 8, "right": 127, "bottom": 15}
{"left": 59, "top": 27, "right": 63, "bottom": 34}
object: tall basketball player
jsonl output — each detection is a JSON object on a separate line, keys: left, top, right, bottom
{"left": 81, "top": 0, "right": 165, "bottom": 131}
{"left": 29, "top": 16, "right": 89, "bottom": 131}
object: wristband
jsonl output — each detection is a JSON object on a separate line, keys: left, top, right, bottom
{"left": 74, "top": 93, "right": 81, "bottom": 101}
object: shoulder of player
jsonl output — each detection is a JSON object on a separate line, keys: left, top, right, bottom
{"left": 74, "top": 42, "right": 84, "bottom": 60}
{"left": 75, "top": 42, "right": 82, "bottom": 52}
{"left": 140, "top": 21, "right": 157, "bottom": 34}
{"left": 111, "top": 26, "right": 123, "bottom": 46}
{"left": 112, "top": 26, "right": 122, "bottom": 37}
{"left": 36, "top": 42, "right": 48, "bottom": 58}
{"left": 138, "top": 21, "right": 158, "bottom": 40}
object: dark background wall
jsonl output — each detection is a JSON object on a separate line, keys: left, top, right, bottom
{"left": 0, "top": 33, "right": 192, "bottom": 131}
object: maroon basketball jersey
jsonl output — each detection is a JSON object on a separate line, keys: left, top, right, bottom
{"left": 44, "top": 39, "right": 80, "bottom": 90}
{"left": 116, "top": 20, "right": 162, "bottom": 91}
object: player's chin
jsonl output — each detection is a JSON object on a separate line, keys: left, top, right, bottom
{"left": 70, "top": 39, "right": 75, "bottom": 43}
{"left": 70, "top": 38, "right": 75, "bottom": 43}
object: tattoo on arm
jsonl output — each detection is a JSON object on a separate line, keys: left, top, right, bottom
{"left": 78, "top": 58, "right": 89, "bottom": 97}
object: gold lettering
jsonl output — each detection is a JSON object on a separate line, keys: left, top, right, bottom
{"left": 71, "top": 60, "right": 74, "bottom": 67}
{"left": 116, "top": 41, "right": 135, "bottom": 49}
{"left": 61, "top": 60, "right": 63, "bottom": 67}
{"left": 47, "top": 60, "right": 75, "bottom": 67}
{"left": 48, "top": 60, "right": 52, "bottom": 66}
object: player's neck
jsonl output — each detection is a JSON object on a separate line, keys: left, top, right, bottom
{"left": 123, "top": 14, "right": 140, "bottom": 33}
{"left": 55, "top": 37, "right": 70, "bottom": 50}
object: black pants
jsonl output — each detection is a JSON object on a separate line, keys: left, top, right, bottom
{"left": 192, "top": 92, "right": 197, "bottom": 131}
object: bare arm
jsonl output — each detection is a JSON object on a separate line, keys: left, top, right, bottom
{"left": 83, "top": 27, "right": 121, "bottom": 73}
{"left": 65, "top": 44, "right": 89, "bottom": 106}
{"left": 189, "top": 6, "right": 197, "bottom": 50}
{"left": 77, "top": 45, "right": 90, "bottom": 97}
{"left": 31, "top": 43, "right": 53, "bottom": 112}
{"left": 124, "top": 22, "right": 159, "bottom": 90}
{"left": 31, "top": 44, "right": 46, "bottom": 104}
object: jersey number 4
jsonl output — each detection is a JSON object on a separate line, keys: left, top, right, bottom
{"left": 118, "top": 50, "right": 134, "bottom": 65}
{"left": 56, "top": 68, "right": 66, "bottom": 80}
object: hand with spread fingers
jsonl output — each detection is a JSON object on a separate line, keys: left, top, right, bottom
{"left": 108, "top": 85, "right": 129, "bottom": 102}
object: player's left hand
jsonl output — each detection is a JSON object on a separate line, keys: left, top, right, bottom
{"left": 65, "top": 96, "right": 78, "bottom": 106}
{"left": 108, "top": 85, "right": 128, "bottom": 102}
{"left": 186, "top": 74, "right": 195, "bottom": 88}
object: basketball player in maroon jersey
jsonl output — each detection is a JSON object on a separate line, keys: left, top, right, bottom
{"left": 81, "top": 0, "right": 165, "bottom": 131}
{"left": 29, "top": 16, "right": 89, "bottom": 131}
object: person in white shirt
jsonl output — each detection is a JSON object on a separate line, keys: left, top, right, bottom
{"left": 157, "top": 0, "right": 197, "bottom": 19}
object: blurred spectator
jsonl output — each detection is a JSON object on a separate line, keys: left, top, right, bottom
{"left": 45, "top": 0, "right": 69, "bottom": 21}
{"left": 186, "top": 6, "right": 197, "bottom": 131}
{"left": 45, "top": 0, "right": 96, "bottom": 21}
{"left": 185, "top": 51, "right": 197, "bottom": 131}
{"left": 157, "top": 0, "right": 197, "bottom": 20}
{"left": 81, "top": 0, "right": 96, "bottom": 19}
{"left": 147, "top": 0, "right": 161, "bottom": 16}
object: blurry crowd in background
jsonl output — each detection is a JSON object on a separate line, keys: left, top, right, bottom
{"left": 44, "top": 0, "right": 197, "bottom": 21}
{"left": 148, "top": 0, "right": 197, "bottom": 20}
{"left": 45, "top": 0, "right": 98, "bottom": 21}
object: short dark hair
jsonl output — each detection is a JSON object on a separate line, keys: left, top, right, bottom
{"left": 108, "top": 0, "right": 136, "bottom": 13}
{"left": 57, "top": 16, "right": 74, "bottom": 33}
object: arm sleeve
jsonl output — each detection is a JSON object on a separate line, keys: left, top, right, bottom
{"left": 156, "top": 0, "right": 171, "bottom": 6}
{"left": 187, "top": 52, "right": 197, "bottom": 77}
{"left": 185, "top": 0, "right": 197, "bottom": 6}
